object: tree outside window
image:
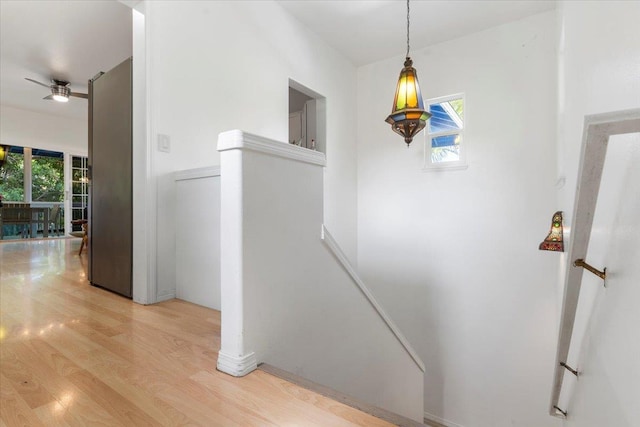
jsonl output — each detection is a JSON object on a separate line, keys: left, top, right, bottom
{"left": 0, "top": 146, "right": 64, "bottom": 202}
{"left": 0, "top": 147, "right": 25, "bottom": 201}
{"left": 32, "top": 150, "right": 64, "bottom": 202}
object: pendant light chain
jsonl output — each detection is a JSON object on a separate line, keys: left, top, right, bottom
{"left": 406, "top": 0, "right": 410, "bottom": 58}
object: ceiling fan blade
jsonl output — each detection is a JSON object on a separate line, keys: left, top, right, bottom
{"left": 43, "top": 95, "right": 54, "bottom": 100}
{"left": 25, "top": 77, "right": 52, "bottom": 88}
{"left": 70, "top": 92, "right": 88, "bottom": 99}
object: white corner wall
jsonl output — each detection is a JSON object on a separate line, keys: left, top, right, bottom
{"left": 174, "top": 167, "right": 221, "bottom": 310}
{"left": 144, "top": 0, "right": 358, "bottom": 301}
{"left": 557, "top": 1, "right": 640, "bottom": 425}
{"left": 357, "top": 12, "right": 561, "bottom": 427}
{"left": 217, "top": 131, "right": 424, "bottom": 421}
{"left": 557, "top": 1, "right": 640, "bottom": 217}
{"left": 556, "top": 130, "right": 640, "bottom": 426}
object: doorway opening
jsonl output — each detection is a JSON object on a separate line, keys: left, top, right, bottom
{"left": 288, "top": 79, "right": 326, "bottom": 154}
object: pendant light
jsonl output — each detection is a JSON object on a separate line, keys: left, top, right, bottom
{"left": 385, "top": 0, "right": 431, "bottom": 146}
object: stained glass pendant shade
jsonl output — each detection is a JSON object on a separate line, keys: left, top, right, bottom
{"left": 385, "top": 58, "right": 431, "bottom": 146}
{"left": 539, "top": 211, "right": 564, "bottom": 252}
{"left": 385, "top": 0, "right": 430, "bottom": 146}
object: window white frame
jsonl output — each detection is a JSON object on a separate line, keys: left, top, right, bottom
{"left": 69, "top": 155, "right": 89, "bottom": 234}
{"left": 423, "top": 93, "right": 468, "bottom": 171}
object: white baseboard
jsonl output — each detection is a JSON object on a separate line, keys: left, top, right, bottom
{"left": 156, "top": 291, "right": 176, "bottom": 302}
{"left": 217, "top": 351, "right": 257, "bottom": 377}
{"left": 424, "top": 411, "right": 465, "bottom": 427}
{"left": 260, "top": 363, "right": 425, "bottom": 427}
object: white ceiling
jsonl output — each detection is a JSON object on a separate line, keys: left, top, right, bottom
{"left": 276, "top": 0, "right": 557, "bottom": 66}
{"left": 0, "top": 0, "right": 556, "bottom": 122}
{"left": 0, "top": 0, "right": 132, "bottom": 121}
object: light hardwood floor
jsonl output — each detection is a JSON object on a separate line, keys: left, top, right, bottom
{"left": 0, "top": 239, "right": 396, "bottom": 427}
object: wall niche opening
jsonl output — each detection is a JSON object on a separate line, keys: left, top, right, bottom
{"left": 288, "top": 79, "right": 326, "bottom": 154}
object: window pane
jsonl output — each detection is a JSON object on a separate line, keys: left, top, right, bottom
{"left": 72, "top": 195, "right": 87, "bottom": 209}
{"left": 431, "top": 134, "right": 462, "bottom": 163}
{"left": 72, "top": 156, "right": 89, "bottom": 186}
{"left": 72, "top": 168, "right": 84, "bottom": 181}
{"left": 72, "top": 208, "right": 84, "bottom": 220}
{"left": 72, "top": 182, "right": 84, "bottom": 195}
{"left": 0, "top": 147, "right": 25, "bottom": 202}
{"left": 71, "top": 156, "right": 89, "bottom": 224}
{"left": 71, "top": 208, "right": 86, "bottom": 230}
{"left": 31, "top": 150, "right": 64, "bottom": 202}
{"left": 429, "top": 98, "right": 464, "bottom": 133}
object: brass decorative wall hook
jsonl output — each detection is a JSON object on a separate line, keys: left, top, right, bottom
{"left": 553, "top": 406, "right": 568, "bottom": 417}
{"left": 574, "top": 259, "right": 606, "bottom": 281}
{"left": 560, "top": 361, "right": 579, "bottom": 377}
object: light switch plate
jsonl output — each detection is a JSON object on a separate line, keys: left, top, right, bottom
{"left": 157, "top": 134, "right": 171, "bottom": 153}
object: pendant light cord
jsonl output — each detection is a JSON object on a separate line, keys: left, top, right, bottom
{"left": 406, "top": 0, "right": 410, "bottom": 58}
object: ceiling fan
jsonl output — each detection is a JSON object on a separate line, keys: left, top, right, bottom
{"left": 24, "top": 77, "right": 88, "bottom": 103}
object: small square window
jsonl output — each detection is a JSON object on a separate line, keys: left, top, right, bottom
{"left": 423, "top": 94, "right": 467, "bottom": 170}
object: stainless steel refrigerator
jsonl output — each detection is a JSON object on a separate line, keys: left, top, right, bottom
{"left": 88, "top": 57, "right": 133, "bottom": 298}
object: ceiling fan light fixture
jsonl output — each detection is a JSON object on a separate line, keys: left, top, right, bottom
{"left": 25, "top": 77, "right": 87, "bottom": 102}
{"left": 51, "top": 85, "right": 70, "bottom": 102}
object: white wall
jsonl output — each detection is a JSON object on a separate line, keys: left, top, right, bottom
{"left": 556, "top": 1, "right": 640, "bottom": 425}
{"left": 131, "top": 5, "right": 154, "bottom": 304}
{"left": 559, "top": 132, "right": 640, "bottom": 427}
{"left": 217, "top": 131, "right": 424, "bottom": 421}
{"left": 144, "top": 0, "right": 358, "bottom": 301}
{"left": 174, "top": 168, "right": 221, "bottom": 310}
{"left": 557, "top": 1, "right": 640, "bottom": 217}
{"left": 357, "top": 12, "right": 561, "bottom": 427}
{"left": 0, "top": 105, "right": 86, "bottom": 155}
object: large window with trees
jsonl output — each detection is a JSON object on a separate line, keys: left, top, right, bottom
{"left": 0, "top": 146, "right": 64, "bottom": 203}
{"left": 0, "top": 146, "right": 66, "bottom": 239}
